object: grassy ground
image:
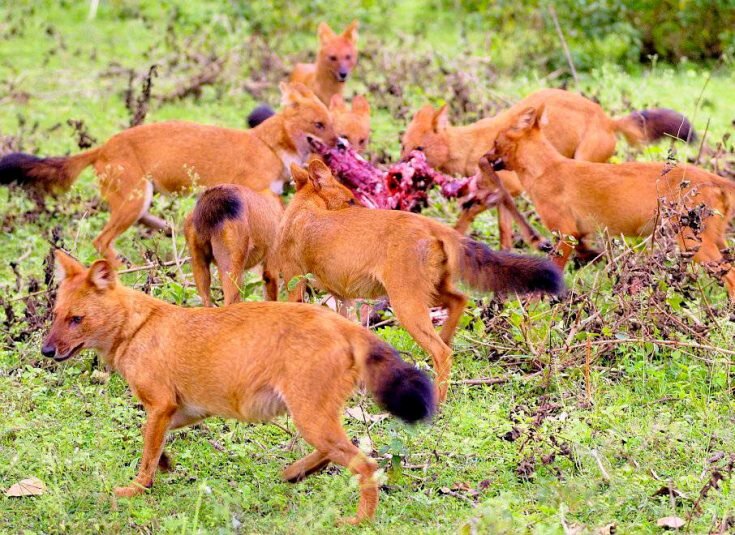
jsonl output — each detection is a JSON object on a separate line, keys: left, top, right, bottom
{"left": 1, "top": 2, "right": 734, "bottom": 533}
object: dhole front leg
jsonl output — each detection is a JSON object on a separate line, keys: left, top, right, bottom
{"left": 114, "top": 405, "right": 175, "bottom": 497}
{"left": 454, "top": 201, "right": 488, "bottom": 235}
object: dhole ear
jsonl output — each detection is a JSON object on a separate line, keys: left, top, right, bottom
{"left": 342, "top": 20, "right": 359, "bottom": 43}
{"left": 87, "top": 259, "right": 117, "bottom": 291}
{"left": 318, "top": 22, "right": 336, "bottom": 45}
{"left": 512, "top": 107, "right": 538, "bottom": 132}
{"left": 54, "top": 249, "right": 83, "bottom": 282}
{"left": 290, "top": 163, "right": 310, "bottom": 190}
{"left": 329, "top": 94, "right": 346, "bottom": 112}
{"left": 307, "top": 159, "right": 333, "bottom": 191}
{"left": 433, "top": 104, "right": 449, "bottom": 132}
{"left": 352, "top": 95, "right": 370, "bottom": 115}
{"left": 280, "top": 82, "right": 310, "bottom": 107}
{"left": 414, "top": 104, "right": 435, "bottom": 124}
{"left": 537, "top": 104, "right": 549, "bottom": 127}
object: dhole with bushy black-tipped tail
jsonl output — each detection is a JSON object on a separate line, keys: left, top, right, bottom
{"left": 276, "top": 160, "right": 564, "bottom": 402}
{"left": 0, "top": 82, "right": 337, "bottom": 266}
{"left": 44, "top": 250, "right": 434, "bottom": 524}
{"left": 184, "top": 185, "right": 283, "bottom": 306}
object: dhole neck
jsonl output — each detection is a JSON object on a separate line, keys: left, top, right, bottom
{"left": 103, "top": 288, "right": 170, "bottom": 369}
{"left": 441, "top": 127, "right": 468, "bottom": 175}
{"left": 314, "top": 60, "right": 341, "bottom": 103}
{"left": 513, "top": 133, "right": 564, "bottom": 184}
{"left": 252, "top": 115, "right": 297, "bottom": 156}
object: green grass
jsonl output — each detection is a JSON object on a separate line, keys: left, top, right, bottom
{"left": 1, "top": 1, "right": 735, "bottom": 533}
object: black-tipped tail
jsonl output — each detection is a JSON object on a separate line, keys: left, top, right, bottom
{"left": 247, "top": 104, "right": 276, "bottom": 128}
{"left": 0, "top": 150, "right": 96, "bottom": 194}
{"left": 192, "top": 185, "right": 243, "bottom": 239}
{"left": 364, "top": 341, "right": 435, "bottom": 424}
{"left": 459, "top": 238, "right": 565, "bottom": 296}
{"left": 615, "top": 108, "right": 696, "bottom": 145}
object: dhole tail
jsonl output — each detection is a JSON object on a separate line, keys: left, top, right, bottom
{"left": 191, "top": 185, "right": 243, "bottom": 240}
{"left": 247, "top": 104, "right": 276, "bottom": 128}
{"left": 362, "top": 340, "right": 435, "bottom": 423}
{"left": 0, "top": 149, "right": 99, "bottom": 194}
{"left": 459, "top": 238, "right": 565, "bottom": 296}
{"left": 613, "top": 108, "right": 696, "bottom": 145}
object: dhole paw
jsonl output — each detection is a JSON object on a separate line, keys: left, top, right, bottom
{"left": 113, "top": 483, "right": 147, "bottom": 497}
{"left": 435, "top": 384, "right": 448, "bottom": 404}
{"left": 336, "top": 515, "right": 367, "bottom": 526}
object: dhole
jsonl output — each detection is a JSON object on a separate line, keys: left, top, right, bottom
{"left": 43, "top": 250, "right": 434, "bottom": 524}
{"left": 0, "top": 83, "right": 337, "bottom": 265}
{"left": 402, "top": 89, "right": 695, "bottom": 246}
{"left": 184, "top": 185, "right": 283, "bottom": 306}
{"left": 291, "top": 21, "right": 359, "bottom": 105}
{"left": 487, "top": 106, "right": 735, "bottom": 298}
{"left": 276, "top": 160, "right": 564, "bottom": 402}
{"left": 330, "top": 94, "right": 371, "bottom": 153}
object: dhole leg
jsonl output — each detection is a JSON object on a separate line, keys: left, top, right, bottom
{"left": 212, "top": 239, "right": 247, "bottom": 306}
{"left": 262, "top": 260, "right": 279, "bottom": 301}
{"left": 185, "top": 223, "right": 214, "bottom": 307}
{"left": 292, "top": 416, "right": 378, "bottom": 524}
{"left": 114, "top": 405, "right": 176, "bottom": 497}
{"left": 390, "top": 295, "right": 453, "bottom": 403}
{"left": 684, "top": 230, "right": 735, "bottom": 300}
{"left": 497, "top": 203, "right": 514, "bottom": 250}
{"left": 436, "top": 281, "right": 468, "bottom": 346}
{"left": 282, "top": 450, "right": 331, "bottom": 482}
{"left": 138, "top": 213, "right": 171, "bottom": 236}
{"left": 94, "top": 157, "right": 153, "bottom": 265}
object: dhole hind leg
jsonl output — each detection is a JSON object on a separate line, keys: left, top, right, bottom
{"left": 93, "top": 159, "right": 153, "bottom": 266}
{"left": 679, "top": 221, "right": 735, "bottom": 300}
{"left": 282, "top": 450, "right": 331, "bottom": 482}
{"left": 435, "top": 278, "right": 468, "bottom": 346}
{"left": 390, "top": 292, "right": 453, "bottom": 403}
{"left": 212, "top": 229, "right": 249, "bottom": 305}
{"left": 290, "top": 412, "right": 378, "bottom": 524}
{"left": 262, "top": 259, "right": 279, "bottom": 301}
{"left": 184, "top": 218, "right": 215, "bottom": 307}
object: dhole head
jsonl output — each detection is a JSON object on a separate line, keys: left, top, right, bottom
{"left": 488, "top": 106, "right": 546, "bottom": 172}
{"left": 41, "top": 250, "right": 121, "bottom": 362}
{"left": 400, "top": 104, "right": 451, "bottom": 167}
{"left": 317, "top": 21, "right": 359, "bottom": 82}
{"left": 330, "top": 94, "right": 371, "bottom": 153}
{"left": 280, "top": 82, "right": 339, "bottom": 152}
{"left": 290, "top": 160, "right": 360, "bottom": 210}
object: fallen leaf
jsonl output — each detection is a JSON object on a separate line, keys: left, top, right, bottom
{"left": 5, "top": 477, "right": 45, "bottom": 497}
{"left": 344, "top": 406, "right": 388, "bottom": 424}
{"left": 657, "top": 516, "right": 685, "bottom": 529}
{"left": 90, "top": 369, "right": 110, "bottom": 384}
{"left": 652, "top": 484, "right": 688, "bottom": 501}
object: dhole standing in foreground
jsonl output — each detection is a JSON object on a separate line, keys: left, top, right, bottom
{"left": 276, "top": 160, "right": 564, "bottom": 402}
{"left": 42, "top": 250, "right": 435, "bottom": 524}
{"left": 487, "top": 106, "right": 735, "bottom": 298}
{"left": 0, "top": 83, "right": 337, "bottom": 265}
{"left": 185, "top": 185, "right": 283, "bottom": 305}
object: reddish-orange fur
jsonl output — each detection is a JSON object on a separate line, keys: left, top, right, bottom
{"left": 184, "top": 185, "right": 283, "bottom": 306}
{"left": 402, "top": 89, "right": 692, "bottom": 246}
{"left": 330, "top": 94, "right": 371, "bottom": 153}
{"left": 291, "top": 21, "right": 359, "bottom": 105}
{"left": 2, "top": 83, "right": 336, "bottom": 266}
{"left": 276, "top": 160, "right": 563, "bottom": 402}
{"left": 489, "top": 106, "right": 735, "bottom": 298}
{"left": 43, "top": 250, "right": 434, "bottom": 524}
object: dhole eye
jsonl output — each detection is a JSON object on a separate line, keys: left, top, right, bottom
{"left": 347, "top": 199, "right": 356, "bottom": 206}
{"left": 69, "top": 315, "right": 83, "bottom": 326}
{"left": 415, "top": 146, "right": 424, "bottom": 152}
{"left": 314, "top": 121, "right": 325, "bottom": 130}
{"left": 359, "top": 138, "right": 366, "bottom": 145}
{"left": 345, "top": 54, "right": 352, "bottom": 60}
{"left": 329, "top": 55, "right": 337, "bottom": 61}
